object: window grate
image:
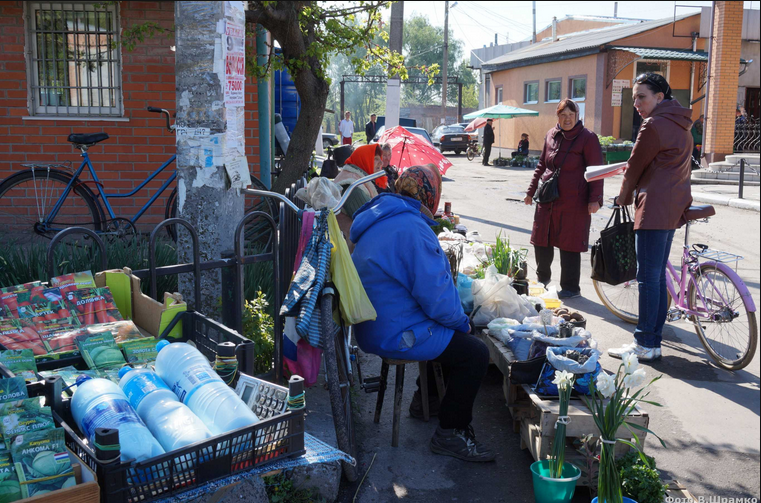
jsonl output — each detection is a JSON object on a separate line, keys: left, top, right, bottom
{"left": 26, "top": 2, "right": 123, "bottom": 117}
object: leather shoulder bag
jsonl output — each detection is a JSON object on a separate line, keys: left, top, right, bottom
{"left": 533, "top": 134, "right": 579, "bottom": 204}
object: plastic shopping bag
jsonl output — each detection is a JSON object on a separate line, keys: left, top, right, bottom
{"left": 471, "top": 265, "right": 535, "bottom": 326}
{"left": 327, "top": 211, "right": 377, "bottom": 325}
{"left": 295, "top": 176, "right": 342, "bottom": 210}
{"left": 457, "top": 273, "right": 474, "bottom": 313}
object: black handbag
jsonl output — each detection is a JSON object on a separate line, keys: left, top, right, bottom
{"left": 590, "top": 206, "right": 637, "bottom": 285}
{"left": 533, "top": 135, "right": 578, "bottom": 204}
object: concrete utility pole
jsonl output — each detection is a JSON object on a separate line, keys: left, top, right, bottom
{"left": 532, "top": 1, "right": 537, "bottom": 43}
{"left": 442, "top": 0, "right": 449, "bottom": 123}
{"left": 175, "top": 1, "right": 249, "bottom": 314}
{"left": 385, "top": 1, "right": 404, "bottom": 129}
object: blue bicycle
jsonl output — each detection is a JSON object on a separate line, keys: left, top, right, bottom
{"left": 0, "top": 107, "right": 274, "bottom": 243}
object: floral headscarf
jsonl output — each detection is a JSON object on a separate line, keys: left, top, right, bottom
{"left": 394, "top": 164, "right": 442, "bottom": 216}
{"left": 344, "top": 144, "right": 387, "bottom": 189}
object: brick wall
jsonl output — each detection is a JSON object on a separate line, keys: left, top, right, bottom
{"left": 0, "top": 1, "right": 260, "bottom": 229}
{"left": 704, "top": 1, "right": 744, "bottom": 163}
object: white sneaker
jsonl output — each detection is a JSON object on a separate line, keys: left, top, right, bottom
{"left": 608, "top": 343, "right": 661, "bottom": 362}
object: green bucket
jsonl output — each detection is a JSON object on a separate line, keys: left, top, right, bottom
{"left": 530, "top": 460, "right": 581, "bottom": 503}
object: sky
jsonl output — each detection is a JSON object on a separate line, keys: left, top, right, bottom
{"left": 402, "top": 1, "right": 760, "bottom": 58}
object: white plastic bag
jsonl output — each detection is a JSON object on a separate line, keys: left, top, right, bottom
{"left": 295, "top": 177, "right": 342, "bottom": 210}
{"left": 472, "top": 265, "right": 535, "bottom": 326}
{"left": 459, "top": 242, "right": 492, "bottom": 276}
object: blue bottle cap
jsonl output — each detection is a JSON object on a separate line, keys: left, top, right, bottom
{"left": 156, "top": 339, "right": 171, "bottom": 352}
{"left": 75, "top": 375, "right": 93, "bottom": 386}
{"left": 118, "top": 366, "right": 133, "bottom": 379}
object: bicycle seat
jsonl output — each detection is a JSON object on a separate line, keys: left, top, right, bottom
{"left": 67, "top": 133, "right": 109, "bottom": 146}
{"left": 684, "top": 204, "right": 715, "bottom": 221}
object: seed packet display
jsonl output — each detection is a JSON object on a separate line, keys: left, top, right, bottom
{"left": 0, "top": 350, "right": 37, "bottom": 383}
{"left": 0, "top": 398, "right": 54, "bottom": 451}
{"left": 85, "top": 320, "right": 144, "bottom": 345}
{"left": 65, "top": 287, "right": 122, "bottom": 325}
{"left": 0, "top": 378, "right": 27, "bottom": 405}
{"left": 50, "top": 271, "right": 96, "bottom": 294}
{"left": 30, "top": 318, "right": 82, "bottom": 355}
{"left": 14, "top": 288, "right": 69, "bottom": 325}
{"left": 11, "top": 428, "right": 74, "bottom": 498}
{"left": 76, "top": 332, "right": 126, "bottom": 370}
{"left": 0, "top": 284, "right": 44, "bottom": 319}
{"left": 0, "top": 319, "right": 45, "bottom": 356}
{"left": 121, "top": 337, "right": 158, "bottom": 364}
{"left": 0, "top": 451, "right": 21, "bottom": 503}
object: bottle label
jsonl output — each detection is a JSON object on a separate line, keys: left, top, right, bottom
{"left": 170, "top": 363, "right": 222, "bottom": 403}
{"left": 122, "top": 372, "right": 172, "bottom": 411}
{"left": 80, "top": 398, "right": 146, "bottom": 441}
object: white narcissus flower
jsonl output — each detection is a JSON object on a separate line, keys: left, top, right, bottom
{"left": 552, "top": 370, "right": 574, "bottom": 389}
{"left": 623, "top": 368, "right": 647, "bottom": 389}
{"left": 622, "top": 352, "right": 639, "bottom": 375}
{"left": 596, "top": 372, "right": 617, "bottom": 398}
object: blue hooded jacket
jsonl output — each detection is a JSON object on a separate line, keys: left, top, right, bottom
{"left": 350, "top": 193, "right": 470, "bottom": 361}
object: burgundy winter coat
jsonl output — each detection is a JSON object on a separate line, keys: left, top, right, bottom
{"left": 527, "top": 121, "right": 604, "bottom": 253}
{"left": 618, "top": 99, "right": 693, "bottom": 230}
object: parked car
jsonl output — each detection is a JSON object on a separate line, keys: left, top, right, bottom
{"left": 431, "top": 125, "right": 469, "bottom": 154}
{"left": 457, "top": 122, "right": 479, "bottom": 141}
{"left": 373, "top": 126, "right": 434, "bottom": 146}
{"left": 322, "top": 132, "right": 339, "bottom": 150}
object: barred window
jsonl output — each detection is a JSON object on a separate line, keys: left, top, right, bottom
{"left": 25, "top": 2, "right": 123, "bottom": 117}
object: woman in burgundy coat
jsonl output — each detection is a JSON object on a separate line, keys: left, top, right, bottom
{"left": 524, "top": 99, "right": 604, "bottom": 298}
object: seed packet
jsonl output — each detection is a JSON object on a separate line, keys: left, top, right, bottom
{"left": 0, "top": 350, "right": 37, "bottom": 383}
{"left": 50, "top": 271, "right": 96, "bottom": 294}
{"left": 76, "top": 332, "right": 126, "bottom": 370}
{"left": 0, "top": 398, "right": 55, "bottom": 451}
{"left": 11, "top": 428, "right": 75, "bottom": 498}
{"left": 38, "top": 368, "right": 97, "bottom": 397}
{"left": 84, "top": 320, "right": 145, "bottom": 345}
{"left": 0, "top": 320, "right": 46, "bottom": 356}
{"left": 0, "top": 450, "right": 21, "bottom": 503}
{"left": 121, "top": 337, "right": 158, "bottom": 364}
{"left": 29, "top": 318, "right": 82, "bottom": 355}
{"left": 64, "top": 287, "right": 122, "bottom": 326}
{"left": 14, "top": 288, "right": 68, "bottom": 325}
{"left": 97, "top": 368, "right": 122, "bottom": 385}
{"left": 0, "top": 378, "right": 27, "bottom": 405}
{"left": 0, "top": 284, "right": 44, "bottom": 319}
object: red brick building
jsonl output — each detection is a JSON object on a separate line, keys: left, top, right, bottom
{"left": 0, "top": 1, "right": 260, "bottom": 229}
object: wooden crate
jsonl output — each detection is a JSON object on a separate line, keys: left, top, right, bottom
{"left": 17, "top": 458, "right": 100, "bottom": 503}
{"left": 479, "top": 330, "right": 651, "bottom": 487}
{"left": 664, "top": 479, "right": 698, "bottom": 502}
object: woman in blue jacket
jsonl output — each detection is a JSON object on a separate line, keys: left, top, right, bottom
{"left": 350, "top": 164, "right": 494, "bottom": 463}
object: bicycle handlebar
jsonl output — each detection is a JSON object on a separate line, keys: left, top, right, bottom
{"left": 243, "top": 171, "right": 387, "bottom": 216}
{"left": 147, "top": 106, "right": 174, "bottom": 132}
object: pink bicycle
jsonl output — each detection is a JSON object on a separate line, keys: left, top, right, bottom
{"left": 594, "top": 204, "right": 758, "bottom": 371}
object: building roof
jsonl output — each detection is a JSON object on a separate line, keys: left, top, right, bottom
{"left": 482, "top": 13, "right": 698, "bottom": 72}
{"left": 610, "top": 46, "right": 709, "bottom": 62}
{"left": 534, "top": 14, "right": 646, "bottom": 39}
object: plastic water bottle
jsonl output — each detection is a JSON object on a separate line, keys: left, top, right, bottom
{"left": 154, "top": 341, "right": 258, "bottom": 435}
{"left": 118, "top": 367, "right": 212, "bottom": 452}
{"left": 71, "top": 377, "right": 165, "bottom": 462}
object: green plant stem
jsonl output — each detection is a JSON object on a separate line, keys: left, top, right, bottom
{"left": 598, "top": 442, "right": 622, "bottom": 503}
{"left": 549, "top": 381, "right": 572, "bottom": 478}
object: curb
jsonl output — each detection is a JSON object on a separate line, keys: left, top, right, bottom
{"left": 692, "top": 192, "right": 760, "bottom": 212}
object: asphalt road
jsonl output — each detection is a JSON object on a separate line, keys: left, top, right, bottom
{"left": 320, "top": 153, "right": 760, "bottom": 502}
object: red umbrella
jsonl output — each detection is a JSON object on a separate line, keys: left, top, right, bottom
{"left": 378, "top": 126, "right": 453, "bottom": 175}
{"left": 464, "top": 117, "right": 497, "bottom": 132}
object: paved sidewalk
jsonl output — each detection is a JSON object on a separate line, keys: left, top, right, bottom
{"left": 691, "top": 183, "right": 760, "bottom": 212}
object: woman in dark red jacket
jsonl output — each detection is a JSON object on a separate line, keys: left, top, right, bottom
{"left": 608, "top": 73, "right": 693, "bottom": 362}
{"left": 524, "top": 99, "right": 604, "bottom": 298}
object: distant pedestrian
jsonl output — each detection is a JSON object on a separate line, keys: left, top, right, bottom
{"left": 524, "top": 98, "right": 604, "bottom": 299}
{"left": 377, "top": 143, "right": 398, "bottom": 193}
{"left": 608, "top": 73, "right": 693, "bottom": 362}
{"left": 365, "top": 113, "right": 377, "bottom": 144}
{"left": 691, "top": 114, "right": 704, "bottom": 161}
{"left": 517, "top": 133, "right": 529, "bottom": 156}
{"left": 339, "top": 111, "right": 354, "bottom": 145}
{"left": 482, "top": 118, "right": 495, "bottom": 166}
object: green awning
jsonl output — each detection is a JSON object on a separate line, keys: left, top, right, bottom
{"left": 463, "top": 104, "right": 539, "bottom": 120}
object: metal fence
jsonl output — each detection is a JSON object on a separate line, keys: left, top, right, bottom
{"left": 734, "top": 117, "right": 760, "bottom": 153}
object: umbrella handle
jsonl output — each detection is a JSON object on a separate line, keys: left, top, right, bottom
{"left": 398, "top": 137, "right": 407, "bottom": 170}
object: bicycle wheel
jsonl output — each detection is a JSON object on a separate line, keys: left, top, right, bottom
{"left": 0, "top": 168, "right": 103, "bottom": 244}
{"left": 467, "top": 148, "right": 475, "bottom": 161}
{"left": 688, "top": 263, "right": 758, "bottom": 371}
{"left": 320, "top": 291, "right": 358, "bottom": 482}
{"left": 593, "top": 279, "right": 640, "bottom": 324}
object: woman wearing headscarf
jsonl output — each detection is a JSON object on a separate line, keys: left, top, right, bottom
{"left": 350, "top": 165, "right": 495, "bottom": 463}
{"left": 334, "top": 144, "right": 386, "bottom": 251}
{"left": 608, "top": 73, "right": 693, "bottom": 362}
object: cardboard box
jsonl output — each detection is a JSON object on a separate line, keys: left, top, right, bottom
{"left": 94, "top": 268, "right": 186, "bottom": 338}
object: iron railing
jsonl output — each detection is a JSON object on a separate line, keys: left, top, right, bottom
{"left": 734, "top": 117, "right": 760, "bottom": 153}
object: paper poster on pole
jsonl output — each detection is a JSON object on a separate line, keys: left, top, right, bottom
{"left": 611, "top": 79, "right": 629, "bottom": 107}
{"left": 223, "top": 18, "right": 245, "bottom": 107}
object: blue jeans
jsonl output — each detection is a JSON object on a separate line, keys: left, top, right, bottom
{"left": 634, "top": 229, "right": 675, "bottom": 348}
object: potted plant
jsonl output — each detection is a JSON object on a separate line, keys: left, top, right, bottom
{"left": 530, "top": 370, "right": 581, "bottom": 503}
{"left": 582, "top": 353, "right": 665, "bottom": 503}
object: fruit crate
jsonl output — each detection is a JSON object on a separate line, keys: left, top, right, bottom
{"left": 32, "top": 310, "right": 305, "bottom": 503}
